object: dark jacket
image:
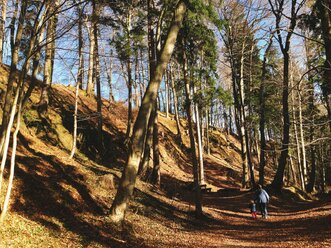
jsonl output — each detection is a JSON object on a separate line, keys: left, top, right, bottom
{"left": 255, "top": 189, "right": 270, "bottom": 204}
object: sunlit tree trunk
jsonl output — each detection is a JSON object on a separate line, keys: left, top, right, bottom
{"left": 0, "top": 1, "right": 47, "bottom": 207}
{"left": 291, "top": 67, "right": 305, "bottom": 191}
{"left": 169, "top": 62, "right": 183, "bottom": 143}
{"left": 297, "top": 80, "right": 308, "bottom": 188}
{"left": 193, "top": 85, "right": 204, "bottom": 185}
{"left": 205, "top": 109, "right": 210, "bottom": 155}
{"left": 86, "top": 21, "right": 95, "bottom": 96}
{"left": 183, "top": 46, "right": 202, "bottom": 217}
{"left": 238, "top": 43, "right": 250, "bottom": 188}
{"left": 0, "top": 0, "right": 7, "bottom": 64}
{"left": 0, "top": 0, "right": 26, "bottom": 153}
{"left": 105, "top": 49, "right": 114, "bottom": 102}
{"left": 125, "top": 8, "right": 133, "bottom": 141}
{"left": 22, "top": 27, "right": 45, "bottom": 108}
{"left": 39, "top": 0, "right": 58, "bottom": 114}
{"left": 109, "top": 1, "right": 187, "bottom": 223}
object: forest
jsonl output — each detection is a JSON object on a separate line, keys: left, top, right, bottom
{"left": 0, "top": 0, "right": 330, "bottom": 247}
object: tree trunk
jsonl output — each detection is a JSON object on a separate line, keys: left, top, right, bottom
{"left": 86, "top": 21, "right": 95, "bottom": 96}
{"left": 38, "top": 0, "right": 58, "bottom": 114}
{"left": 0, "top": 0, "right": 7, "bottom": 64}
{"left": 183, "top": 47, "right": 203, "bottom": 217}
{"left": 271, "top": 52, "right": 291, "bottom": 192}
{"left": 77, "top": 1, "right": 84, "bottom": 90}
{"left": 316, "top": 0, "right": 331, "bottom": 131}
{"left": 22, "top": 27, "right": 45, "bottom": 108}
{"left": 92, "top": 0, "right": 103, "bottom": 154}
{"left": 297, "top": 81, "right": 308, "bottom": 188}
{"left": 138, "top": 110, "right": 154, "bottom": 176}
{"left": 125, "top": 9, "right": 133, "bottom": 141}
{"left": 169, "top": 63, "right": 183, "bottom": 143}
{"left": 193, "top": 85, "right": 204, "bottom": 185}
{"left": 0, "top": 1, "right": 26, "bottom": 152}
{"left": 0, "top": 84, "right": 22, "bottom": 222}
{"left": 205, "top": 109, "right": 210, "bottom": 155}
{"left": 259, "top": 37, "right": 272, "bottom": 186}
{"left": 109, "top": 1, "right": 187, "bottom": 223}
{"left": 238, "top": 44, "right": 250, "bottom": 188}
{"left": 105, "top": 49, "right": 115, "bottom": 102}
{"left": 69, "top": 79, "right": 79, "bottom": 159}
{"left": 165, "top": 74, "right": 169, "bottom": 118}
{"left": 151, "top": 100, "right": 160, "bottom": 186}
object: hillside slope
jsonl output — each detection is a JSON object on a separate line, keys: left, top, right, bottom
{"left": 0, "top": 64, "right": 330, "bottom": 247}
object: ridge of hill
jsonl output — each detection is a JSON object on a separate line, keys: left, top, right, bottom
{"left": 0, "top": 64, "right": 330, "bottom": 247}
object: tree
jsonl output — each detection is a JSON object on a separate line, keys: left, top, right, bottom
{"left": 268, "top": 0, "right": 305, "bottom": 192}
{"left": 109, "top": 1, "right": 187, "bottom": 223}
{"left": 0, "top": 0, "right": 49, "bottom": 221}
{"left": 39, "top": 0, "right": 60, "bottom": 114}
{"left": 0, "top": 0, "right": 7, "bottom": 63}
{"left": 315, "top": 0, "right": 331, "bottom": 130}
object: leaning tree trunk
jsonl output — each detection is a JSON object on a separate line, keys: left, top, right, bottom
{"left": 22, "top": 26, "right": 45, "bottom": 108}
{"left": 109, "top": 1, "right": 187, "bottom": 223}
{"left": 0, "top": 2, "right": 47, "bottom": 222}
{"left": 0, "top": 1, "right": 26, "bottom": 152}
{"left": 0, "top": 83, "right": 23, "bottom": 222}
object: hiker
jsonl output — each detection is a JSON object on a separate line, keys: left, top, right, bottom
{"left": 255, "top": 184, "right": 270, "bottom": 219}
{"left": 249, "top": 200, "right": 257, "bottom": 219}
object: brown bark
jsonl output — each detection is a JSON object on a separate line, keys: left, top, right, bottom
{"left": 86, "top": 21, "right": 95, "bottom": 96}
{"left": 183, "top": 47, "right": 203, "bottom": 217}
{"left": 0, "top": 0, "right": 27, "bottom": 151}
{"left": 38, "top": 0, "right": 59, "bottom": 114}
{"left": 316, "top": 0, "right": 331, "bottom": 131}
{"left": 92, "top": 0, "right": 103, "bottom": 154}
{"left": 269, "top": 0, "right": 302, "bottom": 192}
{"left": 169, "top": 63, "right": 183, "bottom": 143}
{"left": 151, "top": 101, "right": 160, "bottom": 186}
{"left": 109, "top": 1, "right": 187, "bottom": 223}
{"left": 259, "top": 36, "right": 273, "bottom": 186}
{"left": 0, "top": 0, "right": 7, "bottom": 64}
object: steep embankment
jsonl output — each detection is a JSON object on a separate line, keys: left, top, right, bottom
{"left": 0, "top": 64, "right": 330, "bottom": 247}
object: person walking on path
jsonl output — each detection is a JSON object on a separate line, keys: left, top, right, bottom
{"left": 255, "top": 184, "right": 270, "bottom": 219}
{"left": 249, "top": 200, "right": 257, "bottom": 219}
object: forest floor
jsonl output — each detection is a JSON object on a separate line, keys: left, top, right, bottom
{"left": 0, "top": 64, "right": 330, "bottom": 247}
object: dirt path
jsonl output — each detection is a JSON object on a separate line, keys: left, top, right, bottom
{"left": 197, "top": 191, "right": 331, "bottom": 248}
